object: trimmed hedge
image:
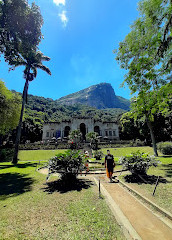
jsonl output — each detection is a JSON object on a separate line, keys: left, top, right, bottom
{"left": 157, "top": 142, "right": 172, "bottom": 155}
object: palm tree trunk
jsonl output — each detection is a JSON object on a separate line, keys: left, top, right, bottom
{"left": 146, "top": 118, "right": 158, "bottom": 157}
{"left": 12, "top": 79, "right": 29, "bottom": 164}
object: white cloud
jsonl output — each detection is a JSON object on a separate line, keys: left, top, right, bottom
{"left": 53, "top": 0, "right": 65, "bottom": 6}
{"left": 58, "top": 10, "right": 68, "bottom": 27}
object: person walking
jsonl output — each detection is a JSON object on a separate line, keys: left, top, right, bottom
{"left": 105, "top": 150, "right": 115, "bottom": 182}
{"left": 84, "top": 151, "right": 90, "bottom": 175}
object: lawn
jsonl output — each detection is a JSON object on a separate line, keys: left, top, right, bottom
{"left": 18, "top": 149, "right": 66, "bottom": 161}
{"left": 0, "top": 161, "right": 125, "bottom": 240}
{"left": 102, "top": 146, "right": 156, "bottom": 159}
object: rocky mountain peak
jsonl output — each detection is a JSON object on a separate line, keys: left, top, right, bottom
{"left": 57, "top": 82, "right": 130, "bottom": 110}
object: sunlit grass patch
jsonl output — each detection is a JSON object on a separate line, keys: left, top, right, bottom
{"left": 18, "top": 149, "right": 66, "bottom": 161}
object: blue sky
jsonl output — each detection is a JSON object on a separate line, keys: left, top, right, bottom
{"left": 0, "top": 0, "right": 139, "bottom": 100}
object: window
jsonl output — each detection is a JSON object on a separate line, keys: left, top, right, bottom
{"left": 105, "top": 131, "right": 108, "bottom": 136}
{"left": 113, "top": 130, "right": 116, "bottom": 136}
{"left": 46, "top": 132, "right": 49, "bottom": 137}
{"left": 109, "top": 131, "right": 112, "bottom": 136}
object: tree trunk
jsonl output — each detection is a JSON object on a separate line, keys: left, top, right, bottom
{"left": 12, "top": 79, "right": 29, "bottom": 164}
{"left": 146, "top": 118, "right": 158, "bottom": 157}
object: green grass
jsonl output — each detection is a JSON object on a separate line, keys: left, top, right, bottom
{"left": 0, "top": 162, "right": 125, "bottom": 240}
{"left": 18, "top": 149, "right": 66, "bottom": 161}
{"left": 102, "top": 146, "right": 155, "bottom": 158}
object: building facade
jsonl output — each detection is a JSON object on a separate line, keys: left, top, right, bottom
{"left": 42, "top": 117, "right": 119, "bottom": 141}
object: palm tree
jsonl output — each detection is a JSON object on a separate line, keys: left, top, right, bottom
{"left": 12, "top": 50, "right": 51, "bottom": 164}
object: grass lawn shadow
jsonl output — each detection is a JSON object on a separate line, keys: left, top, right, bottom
{"left": 124, "top": 174, "right": 169, "bottom": 184}
{"left": 42, "top": 178, "right": 93, "bottom": 194}
{"left": 161, "top": 164, "right": 172, "bottom": 178}
{"left": 0, "top": 162, "right": 37, "bottom": 170}
{"left": 0, "top": 173, "right": 35, "bottom": 200}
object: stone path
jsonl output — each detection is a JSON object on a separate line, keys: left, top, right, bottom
{"left": 96, "top": 174, "right": 172, "bottom": 240}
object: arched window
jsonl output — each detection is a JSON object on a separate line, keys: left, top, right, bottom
{"left": 94, "top": 126, "right": 100, "bottom": 135}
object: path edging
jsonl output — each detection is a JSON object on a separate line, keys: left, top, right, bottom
{"left": 93, "top": 177, "right": 142, "bottom": 240}
{"left": 119, "top": 179, "right": 172, "bottom": 222}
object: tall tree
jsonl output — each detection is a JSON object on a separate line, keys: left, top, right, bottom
{"left": 116, "top": 0, "right": 172, "bottom": 155}
{"left": 12, "top": 50, "right": 51, "bottom": 164}
{"left": 0, "top": 1, "right": 51, "bottom": 163}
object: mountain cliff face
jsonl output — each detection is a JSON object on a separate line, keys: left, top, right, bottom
{"left": 57, "top": 83, "right": 130, "bottom": 110}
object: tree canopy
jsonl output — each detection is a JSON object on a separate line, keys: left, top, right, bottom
{"left": 116, "top": 0, "right": 172, "bottom": 94}
{"left": 116, "top": 0, "right": 172, "bottom": 155}
{"left": 0, "top": 80, "right": 21, "bottom": 135}
{"left": 0, "top": 0, "right": 43, "bottom": 65}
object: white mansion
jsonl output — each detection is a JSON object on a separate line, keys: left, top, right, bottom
{"left": 42, "top": 117, "right": 119, "bottom": 142}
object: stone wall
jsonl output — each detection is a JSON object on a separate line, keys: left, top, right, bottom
{"left": 42, "top": 118, "right": 119, "bottom": 141}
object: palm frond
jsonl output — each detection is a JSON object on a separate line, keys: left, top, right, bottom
{"left": 35, "top": 51, "right": 51, "bottom": 62}
{"left": 41, "top": 56, "right": 51, "bottom": 61}
{"left": 10, "top": 60, "right": 27, "bottom": 67}
{"left": 34, "top": 63, "right": 51, "bottom": 75}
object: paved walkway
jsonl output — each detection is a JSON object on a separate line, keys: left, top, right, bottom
{"left": 96, "top": 174, "right": 172, "bottom": 240}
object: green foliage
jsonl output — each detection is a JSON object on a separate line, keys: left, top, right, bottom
{"left": 0, "top": 148, "right": 14, "bottom": 162}
{"left": 116, "top": 0, "right": 172, "bottom": 156}
{"left": 157, "top": 142, "right": 172, "bottom": 155}
{"left": 23, "top": 93, "right": 124, "bottom": 123}
{"left": 119, "top": 150, "right": 158, "bottom": 175}
{"left": 69, "top": 130, "right": 81, "bottom": 142}
{"left": 0, "top": 80, "right": 21, "bottom": 134}
{"left": 93, "top": 150, "right": 104, "bottom": 160}
{"left": 86, "top": 132, "right": 98, "bottom": 142}
{"left": 129, "top": 84, "right": 172, "bottom": 123}
{"left": 47, "top": 150, "right": 85, "bottom": 181}
{"left": 0, "top": 0, "right": 43, "bottom": 65}
{"left": 116, "top": 0, "right": 172, "bottom": 94}
{"left": 8, "top": 92, "right": 125, "bottom": 142}
{"left": 120, "top": 84, "right": 172, "bottom": 156}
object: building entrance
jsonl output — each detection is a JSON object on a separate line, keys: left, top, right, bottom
{"left": 80, "top": 123, "right": 86, "bottom": 140}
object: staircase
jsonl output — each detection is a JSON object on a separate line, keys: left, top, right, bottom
{"left": 82, "top": 143, "right": 93, "bottom": 158}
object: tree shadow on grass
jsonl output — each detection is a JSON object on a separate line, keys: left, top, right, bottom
{"left": 124, "top": 174, "right": 169, "bottom": 184}
{"left": 159, "top": 155, "right": 172, "bottom": 158}
{"left": 161, "top": 164, "right": 172, "bottom": 178}
{"left": 42, "top": 178, "right": 93, "bottom": 194}
{"left": 0, "top": 162, "right": 37, "bottom": 170}
{"left": 0, "top": 173, "right": 35, "bottom": 200}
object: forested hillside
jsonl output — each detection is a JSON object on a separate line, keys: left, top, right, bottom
{"left": 10, "top": 91, "right": 126, "bottom": 142}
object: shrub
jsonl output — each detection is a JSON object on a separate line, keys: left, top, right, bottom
{"left": 93, "top": 150, "right": 104, "bottom": 160}
{"left": 47, "top": 150, "right": 85, "bottom": 182}
{"left": 0, "top": 148, "right": 14, "bottom": 162}
{"left": 119, "top": 150, "right": 158, "bottom": 175}
{"left": 157, "top": 142, "right": 172, "bottom": 155}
